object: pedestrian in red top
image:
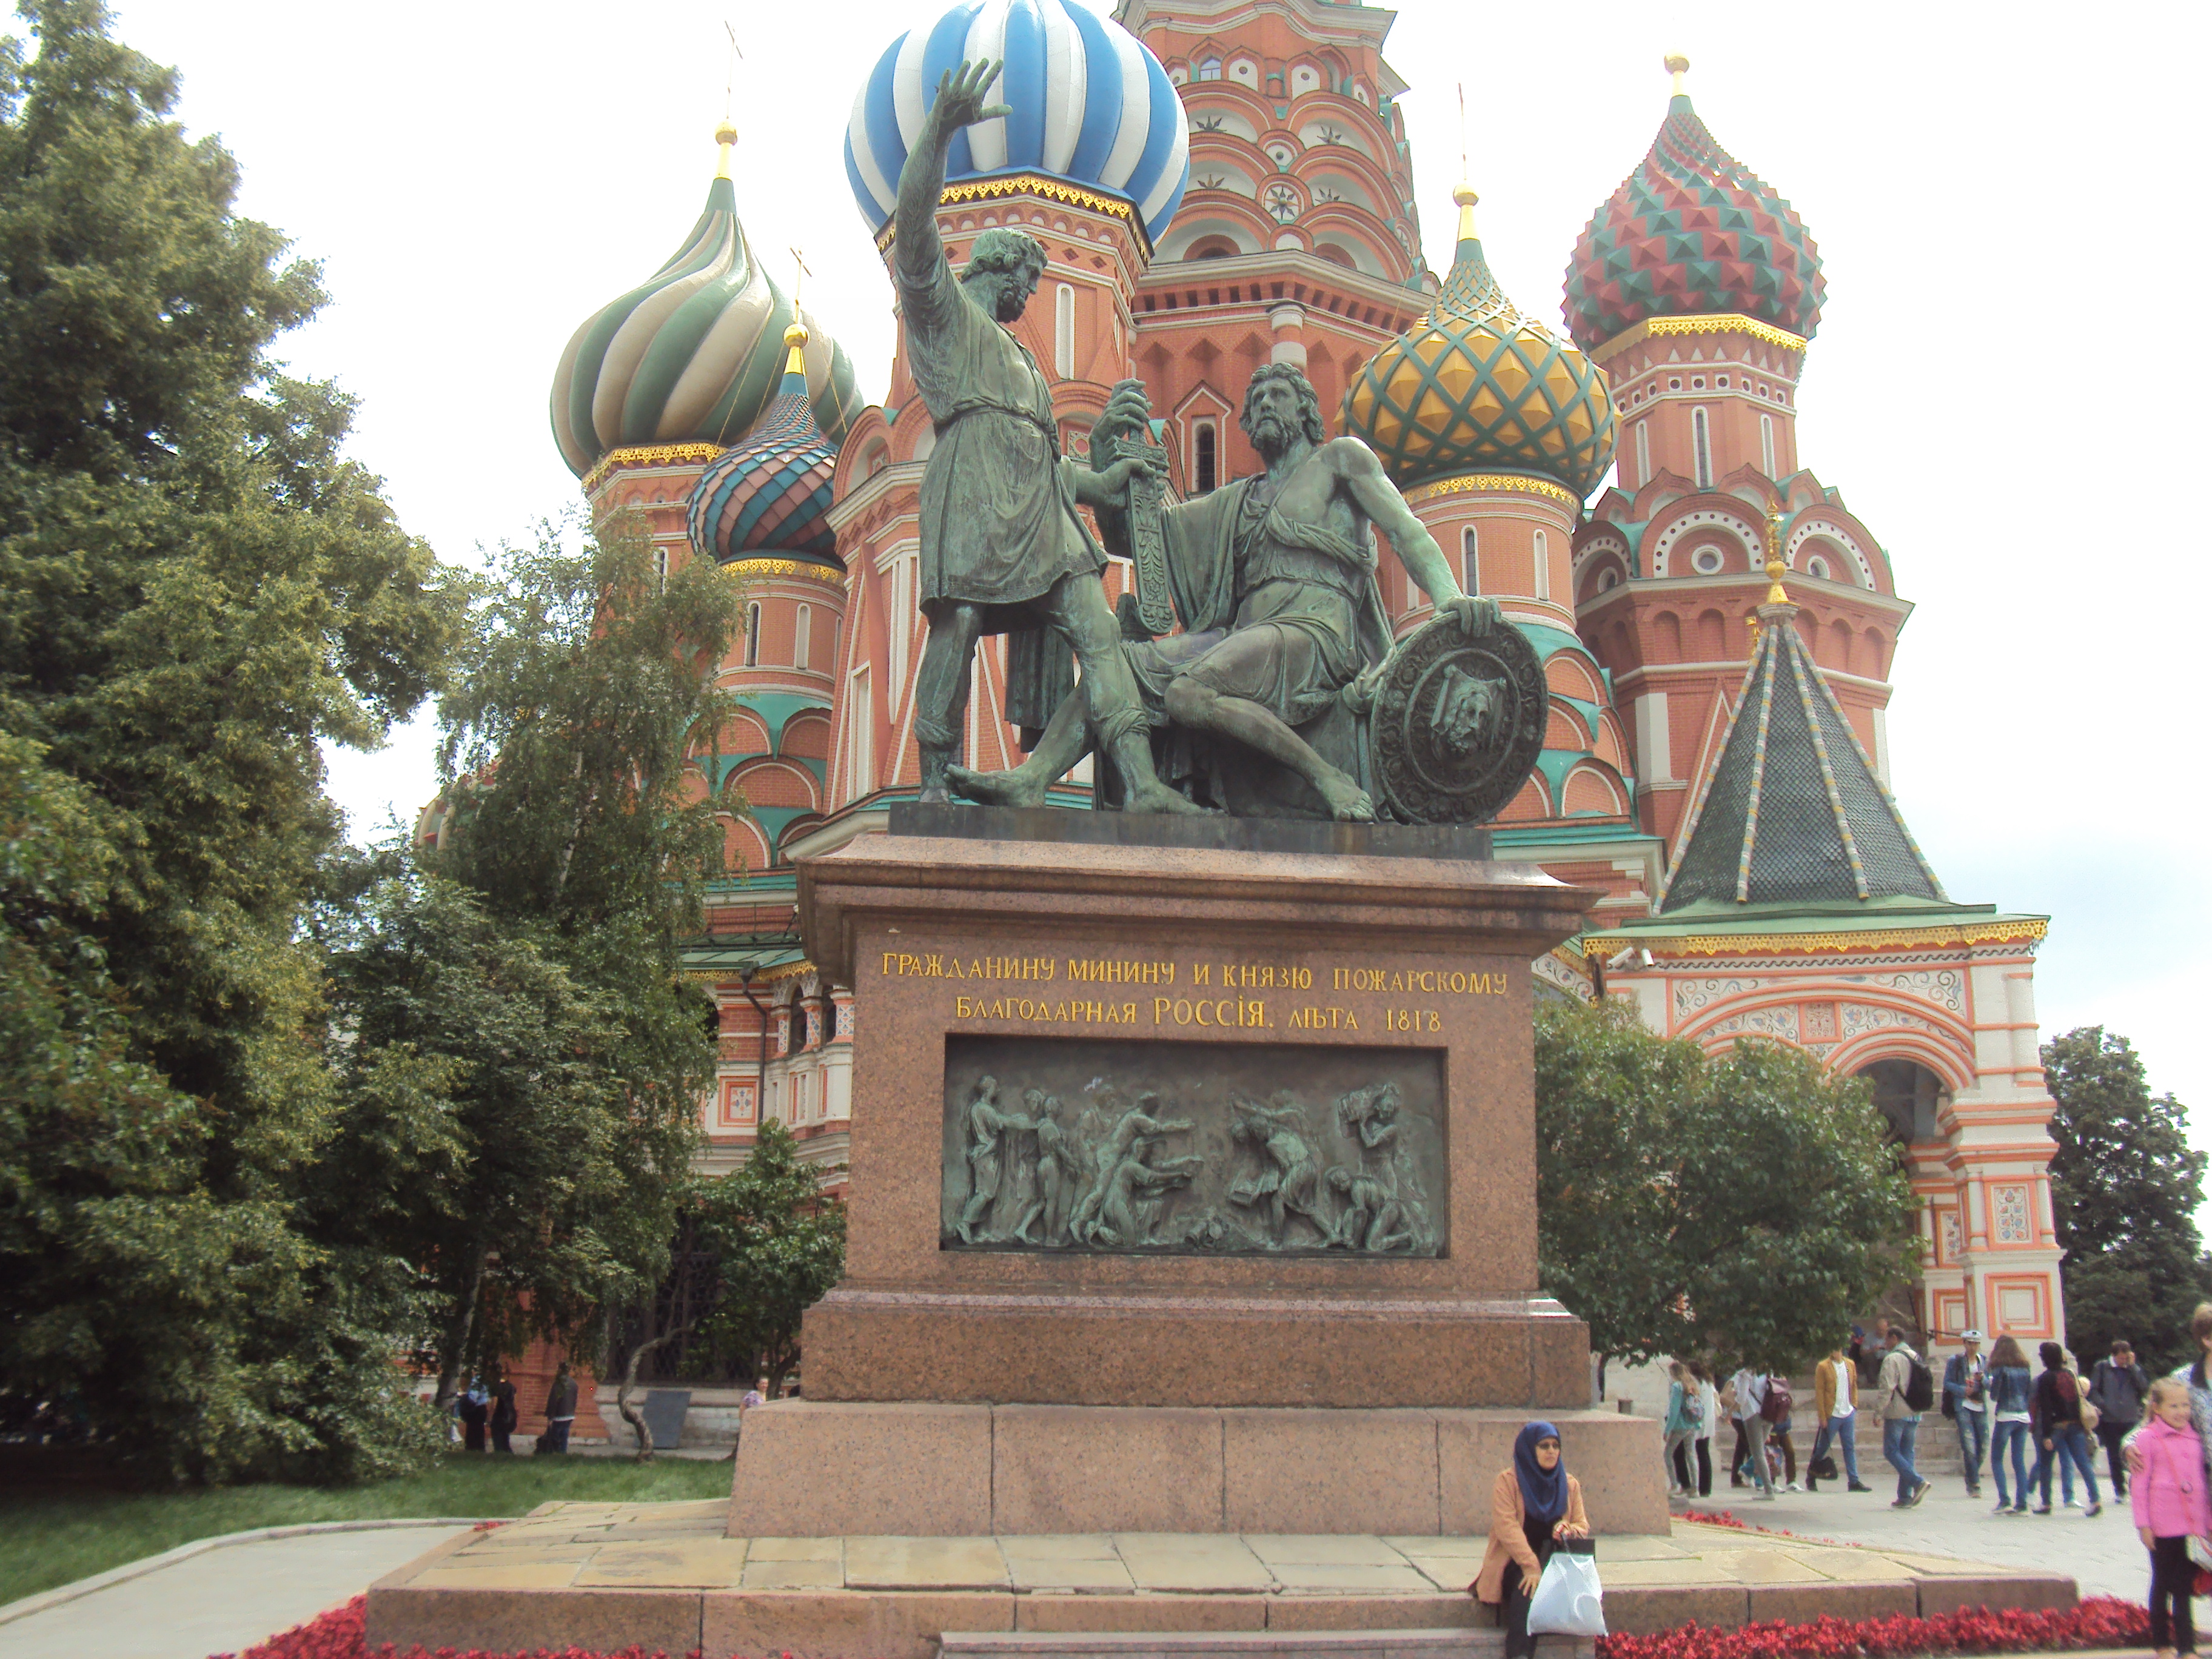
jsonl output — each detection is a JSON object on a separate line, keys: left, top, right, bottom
{"left": 2133, "top": 1376, "right": 2210, "bottom": 1659}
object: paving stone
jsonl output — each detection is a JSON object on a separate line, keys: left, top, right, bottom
{"left": 702, "top": 1588, "right": 1013, "bottom": 1659}
{"left": 742, "top": 1556, "right": 846, "bottom": 1590}
{"left": 409, "top": 1559, "right": 594, "bottom": 1590}
{"left": 744, "top": 1535, "right": 846, "bottom": 1561}
{"left": 1114, "top": 1533, "right": 1273, "bottom": 1592}
{"left": 1245, "top": 1536, "right": 1420, "bottom": 1568}
{"left": 997, "top": 1538, "right": 1136, "bottom": 1594}
{"left": 1012, "top": 1593, "right": 1270, "bottom": 1633}
{"left": 572, "top": 1538, "right": 751, "bottom": 1588}
{"left": 845, "top": 1536, "right": 1013, "bottom": 1590}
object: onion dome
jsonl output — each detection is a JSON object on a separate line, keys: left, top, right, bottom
{"left": 550, "top": 124, "right": 867, "bottom": 479}
{"left": 1341, "top": 187, "right": 1617, "bottom": 500}
{"left": 844, "top": 0, "right": 1189, "bottom": 250}
{"left": 1564, "top": 57, "right": 1825, "bottom": 352}
{"left": 686, "top": 324, "right": 840, "bottom": 570}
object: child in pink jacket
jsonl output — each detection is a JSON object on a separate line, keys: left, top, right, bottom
{"left": 2134, "top": 1377, "right": 2211, "bottom": 1658}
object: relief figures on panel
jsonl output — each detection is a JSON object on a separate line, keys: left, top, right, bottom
{"left": 940, "top": 1037, "right": 1444, "bottom": 1257}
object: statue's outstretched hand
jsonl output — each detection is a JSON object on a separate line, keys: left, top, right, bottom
{"left": 1440, "top": 594, "right": 1500, "bottom": 636}
{"left": 1091, "top": 379, "right": 1154, "bottom": 457}
{"left": 933, "top": 60, "right": 1013, "bottom": 133}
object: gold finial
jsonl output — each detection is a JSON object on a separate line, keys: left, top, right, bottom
{"left": 782, "top": 320, "right": 809, "bottom": 378}
{"left": 1764, "top": 508, "right": 1789, "bottom": 603}
{"left": 716, "top": 23, "right": 743, "bottom": 177}
{"left": 1453, "top": 84, "right": 1479, "bottom": 241}
{"left": 714, "top": 119, "right": 739, "bottom": 179}
{"left": 1664, "top": 53, "right": 1690, "bottom": 96}
{"left": 1746, "top": 613, "right": 1761, "bottom": 648}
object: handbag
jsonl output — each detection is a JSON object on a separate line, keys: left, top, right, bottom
{"left": 1527, "top": 1538, "right": 1607, "bottom": 1638}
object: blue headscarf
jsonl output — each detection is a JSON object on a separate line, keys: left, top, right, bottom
{"left": 1514, "top": 1420, "right": 1568, "bottom": 1526}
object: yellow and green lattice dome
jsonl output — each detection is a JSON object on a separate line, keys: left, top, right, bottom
{"left": 1342, "top": 189, "right": 1617, "bottom": 501}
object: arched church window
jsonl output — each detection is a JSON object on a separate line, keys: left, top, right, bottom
{"left": 794, "top": 602, "right": 811, "bottom": 670}
{"left": 1195, "top": 422, "right": 1218, "bottom": 494}
{"left": 1760, "top": 414, "right": 1776, "bottom": 477}
{"left": 1634, "top": 421, "right": 1649, "bottom": 488}
{"left": 1692, "top": 407, "right": 1713, "bottom": 489}
{"left": 1054, "top": 283, "right": 1075, "bottom": 378}
{"left": 1533, "top": 528, "right": 1550, "bottom": 601}
{"left": 745, "top": 602, "right": 762, "bottom": 668}
{"left": 1461, "top": 526, "right": 1480, "bottom": 595}
{"left": 1198, "top": 57, "right": 1221, "bottom": 80}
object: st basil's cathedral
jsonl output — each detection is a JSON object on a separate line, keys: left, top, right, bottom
{"left": 468, "top": 0, "right": 2067, "bottom": 1393}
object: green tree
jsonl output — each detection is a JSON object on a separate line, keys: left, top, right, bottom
{"left": 690, "top": 1122, "right": 846, "bottom": 1398}
{"left": 0, "top": 2, "right": 459, "bottom": 1479}
{"left": 417, "top": 517, "right": 747, "bottom": 1388}
{"left": 2044, "top": 1026, "right": 2210, "bottom": 1374}
{"left": 1534, "top": 998, "right": 1916, "bottom": 1374}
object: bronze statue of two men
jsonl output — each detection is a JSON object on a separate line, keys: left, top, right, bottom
{"left": 898, "top": 61, "right": 1495, "bottom": 822}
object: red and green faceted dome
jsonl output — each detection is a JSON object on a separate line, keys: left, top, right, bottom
{"left": 1564, "top": 94, "right": 1825, "bottom": 352}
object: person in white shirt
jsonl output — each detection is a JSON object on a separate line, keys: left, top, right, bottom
{"left": 1807, "top": 1342, "right": 1871, "bottom": 1492}
{"left": 1731, "top": 1365, "right": 1775, "bottom": 1499}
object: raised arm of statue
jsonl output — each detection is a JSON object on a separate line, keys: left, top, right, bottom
{"left": 1327, "top": 438, "right": 1498, "bottom": 637}
{"left": 894, "top": 59, "right": 1011, "bottom": 290}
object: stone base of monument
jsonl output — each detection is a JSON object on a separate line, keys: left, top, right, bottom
{"left": 728, "top": 816, "right": 1664, "bottom": 1538}
{"left": 730, "top": 1403, "right": 1667, "bottom": 1538}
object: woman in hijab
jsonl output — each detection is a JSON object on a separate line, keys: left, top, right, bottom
{"left": 1472, "top": 1421, "right": 1592, "bottom": 1658}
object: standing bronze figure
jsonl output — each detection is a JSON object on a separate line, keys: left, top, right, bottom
{"left": 894, "top": 60, "right": 1197, "bottom": 813}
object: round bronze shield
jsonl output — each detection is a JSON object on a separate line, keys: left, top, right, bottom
{"left": 1370, "top": 615, "right": 1548, "bottom": 825}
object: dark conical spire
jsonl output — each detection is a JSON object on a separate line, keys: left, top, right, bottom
{"left": 1660, "top": 575, "right": 1943, "bottom": 913}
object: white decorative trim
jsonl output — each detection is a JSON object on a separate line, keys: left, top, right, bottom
{"left": 1786, "top": 520, "right": 1877, "bottom": 590}
{"left": 1649, "top": 508, "right": 1763, "bottom": 577}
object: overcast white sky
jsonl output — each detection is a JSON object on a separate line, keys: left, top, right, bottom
{"left": 109, "top": 0, "right": 2211, "bottom": 1141}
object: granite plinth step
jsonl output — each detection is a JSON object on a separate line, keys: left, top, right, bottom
{"left": 939, "top": 1627, "right": 1573, "bottom": 1659}
{"left": 364, "top": 1504, "right": 2080, "bottom": 1659}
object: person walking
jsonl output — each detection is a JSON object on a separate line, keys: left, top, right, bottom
{"left": 1989, "top": 1335, "right": 2036, "bottom": 1514}
{"left": 1663, "top": 1362, "right": 1699, "bottom": 1498}
{"left": 456, "top": 1376, "right": 489, "bottom": 1453}
{"left": 2132, "top": 1377, "right": 2208, "bottom": 1659}
{"left": 1730, "top": 1363, "right": 1775, "bottom": 1500}
{"left": 2090, "top": 1341, "right": 2150, "bottom": 1497}
{"left": 1765, "top": 1372, "right": 1800, "bottom": 1492}
{"left": 1470, "top": 1422, "right": 1591, "bottom": 1659}
{"left": 1879, "top": 1328, "right": 1930, "bottom": 1507}
{"left": 536, "top": 1362, "right": 578, "bottom": 1455}
{"left": 1945, "top": 1330, "right": 1991, "bottom": 1498}
{"left": 1692, "top": 1362, "right": 1718, "bottom": 1497}
{"left": 1808, "top": 1342, "right": 1871, "bottom": 1493}
{"left": 488, "top": 1370, "right": 518, "bottom": 1455}
{"left": 2031, "top": 1340, "right": 2102, "bottom": 1516}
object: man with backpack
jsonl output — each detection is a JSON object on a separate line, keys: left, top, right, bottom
{"left": 1730, "top": 1363, "right": 1776, "bottom": 1500}
{"left": 1943, "top": 1329, "right": 1990, "bottom": 1498}
{"left": 1879, "top": 1327, "right": 1932, "bottom": 1507}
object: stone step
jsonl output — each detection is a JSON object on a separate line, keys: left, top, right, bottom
{"left": 940, "top": 1633, "right": 1594, "bottom": 1659}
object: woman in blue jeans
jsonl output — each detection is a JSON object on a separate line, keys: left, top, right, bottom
{"left": 2029, "top": 1341, "right": 2102, "bottom": 1516}
{"left": 1986, "top": 1335, "right": 2034, "bottom": 1512}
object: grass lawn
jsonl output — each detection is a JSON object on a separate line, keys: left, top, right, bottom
{"left": 0, "top": 1449, "right": 732, "bottom": 1609}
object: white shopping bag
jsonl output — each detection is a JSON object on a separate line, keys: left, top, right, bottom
{"left": 1526, "top": 1540, "right": 1606, "bottom": 1637}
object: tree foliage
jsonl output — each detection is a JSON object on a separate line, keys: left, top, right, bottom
{"left": 2044, "top": 1026, "right": 2210, "bottom": 1374}
{"left": 688, "top": 1122, "right": 846, "bottom": 1396}
{"left": 0, "top": 1, "right": 458, "bottom": 1480}
{"left": 1535, "top": 997, "right": 1917, "bottom": 1373}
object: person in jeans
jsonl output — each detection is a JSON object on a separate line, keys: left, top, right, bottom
{"left": 1730, "top": 1364, "right": 1775, "bottom": 1500}
{"left": 1878, "top": 1328, "right": 1929, "bottom": 1507}
{"left": 1662, "top": 1361, "right": 1699, "bottom": 1497}
{"left": 1766, "top": 1375, "right": 1801, "bottom": 1491}
{"left": 2131, "top": 1377, "right": 2207, "bottom": 1659}
{"left": 2031, "top": 1340, "right": 2102, "bottom": 1516}
{"left": 2089, "top": 1340, "right": 2148, "bottom": 1497}
{"left": 1944, "top": 1329, "right": 1991, "bottom": 1497}
{"left": 536, "top": 1361, "right": 578, "bottom": 1455}
{"left": 1808, "top": 1342, "right": 1871, "bottom": 1492}
{"left": 1692, "top": 1362, "right": 1719, "bottom": 1496}
{"left": 1988, "top": 1334, "right": 2036, "bottom": 1513}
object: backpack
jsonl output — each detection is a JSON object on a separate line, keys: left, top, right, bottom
{"left": 1760, "top": 1374, "right": 1792, "bottom": 1424}
{"left": 1940, "top": 1357, "right": 1957, "bottom": 1419}
{"left": 1903, "top": 1355, "right": 1935, "bottom": 1413}
{"left": 1683, "top": 1390, "right": 1704, "bottom": 1427}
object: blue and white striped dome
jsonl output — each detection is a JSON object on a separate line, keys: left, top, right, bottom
{"left": 844, "top": 0, "right": 1190, "bottom": 251}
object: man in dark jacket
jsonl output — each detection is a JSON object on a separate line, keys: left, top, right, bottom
{"left": 2088, "top": 1340, "right": 2150, "bottom": 1495}
{"left": 537, "top": 1362, "right": 578, "bottom": 1455}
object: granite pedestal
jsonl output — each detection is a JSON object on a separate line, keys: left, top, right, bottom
{"left": 732, "top": 816, "right": 1666, "bottom": 1539}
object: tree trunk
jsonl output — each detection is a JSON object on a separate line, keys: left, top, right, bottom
{"left": 615, "top": 1324, "right": 691, "bottom": 1461}
{"left": 433, "top": 1241, "right": 493, "bottom": 1413}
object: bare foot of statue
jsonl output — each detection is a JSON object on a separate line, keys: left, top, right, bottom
{"left": 1316, "top": 769, "right": 1376, "bottom": 822}
{"left": 947, "top": 763, "right": 1051, "bottom": 808}
{"left": 917, "top": 784, "right": 952, "bottom": 804}
{"left": 1125, "top": 780, "right": 1217, "bottom": 817}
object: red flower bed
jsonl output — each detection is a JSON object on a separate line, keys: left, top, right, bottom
{"left": 229, "top": 1592, "right": 2150, "bottom": 1659}
{"left": 1595, "top": 1596, "right": 2150, "bottom": 1659}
